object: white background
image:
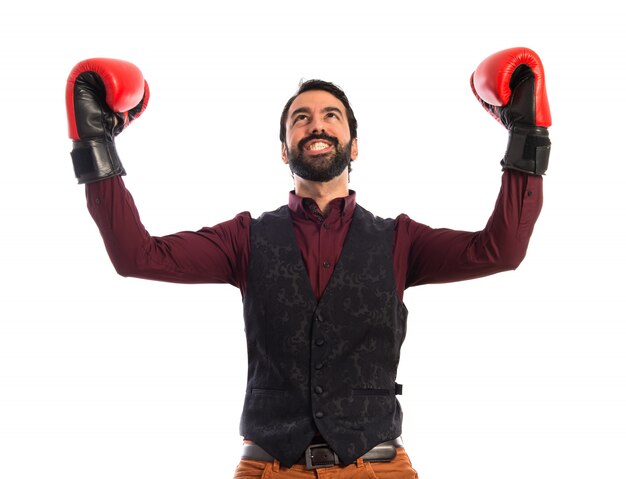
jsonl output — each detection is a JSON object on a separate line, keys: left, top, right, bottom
{"left": 1, "top": 1, "right": 624, "bottom": 478}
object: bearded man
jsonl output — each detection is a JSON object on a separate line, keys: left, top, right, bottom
{"left": 67, "top": 47, "right": 551, "bottom": 478}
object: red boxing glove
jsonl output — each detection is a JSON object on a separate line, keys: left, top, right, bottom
{"left": 470, "top": 47, "right": 551, "bottom": 175}
{"left": 66, "top": 58, "right": 149, "bottom": 184}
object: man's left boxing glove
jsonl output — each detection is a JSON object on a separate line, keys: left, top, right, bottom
{"left": 470, "top": 47, "right": 551, "bottom": 175}
{"left": 66, "top": 58, "right": 149, "bottom": 184}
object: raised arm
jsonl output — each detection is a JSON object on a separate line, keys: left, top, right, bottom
{"left": 67, "top": 58, "right": 250, "bottom": 289}
{"left": 398, "top": 47, "right": 550, "bottom": 289}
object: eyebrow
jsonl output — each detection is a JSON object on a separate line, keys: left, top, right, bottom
{"left": 290, "top": 106, "right": 344, "bottom": 119}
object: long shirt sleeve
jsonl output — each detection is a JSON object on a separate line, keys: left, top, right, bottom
{"left": 394, "top": 169, "right": 543, "bottom": 292}
{"left": 86, "top": 176, "right": 251, "bottom": 289}
{"left": 85, "top": 169, "right": 543, "bottom": 301}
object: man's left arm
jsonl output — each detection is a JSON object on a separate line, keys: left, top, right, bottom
{"left": 398, "top": 169, "right": 542, "bottom": 288}
{"left": 398, "top": 47, "right": 551, "bottom": 289}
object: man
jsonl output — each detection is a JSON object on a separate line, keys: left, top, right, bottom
{"left": 66, "top": 47, "right": 551, "bottom": 478}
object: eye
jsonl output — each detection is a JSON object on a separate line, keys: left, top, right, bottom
{"left": 325, "top": 112, "right": 338, "bottom": 119}
{"left": 293, "top": 114, "right": 308, "bottom": 124}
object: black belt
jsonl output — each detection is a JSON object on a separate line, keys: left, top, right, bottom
{"left": 242, "top": 437, "right": 403, "bottom": 470}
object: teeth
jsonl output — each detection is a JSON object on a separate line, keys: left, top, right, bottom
{"left": 308, "top": 142, "right": 329, "bottom": 151}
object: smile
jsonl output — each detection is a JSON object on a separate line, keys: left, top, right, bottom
{"left": 307, "top": 141, "right": 331, "bottom": 151}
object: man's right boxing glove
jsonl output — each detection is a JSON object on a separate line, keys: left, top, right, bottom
{"left": 66, "top": 58, "right": 149, "bottom": 184}
{"left": 470, "top": 47, "right": 551, "bottom": 175}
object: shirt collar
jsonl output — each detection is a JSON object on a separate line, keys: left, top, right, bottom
{"left": 288, "top": 190, "right": 357, "bottom": 224}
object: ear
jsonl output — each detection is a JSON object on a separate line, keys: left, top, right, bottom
{"left": 281, "top": 143, "right": 289, "bottom": 164}
{"left": 350, "top": 138, "right": 359, "bottom": 161}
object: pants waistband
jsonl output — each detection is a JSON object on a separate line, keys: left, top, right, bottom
{"left": 241, "top": 437, "right": 403, "bottom": 470}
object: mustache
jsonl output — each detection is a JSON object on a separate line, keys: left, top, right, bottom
{"left": 297, "top": 133, "right": 339, "bottom": 151}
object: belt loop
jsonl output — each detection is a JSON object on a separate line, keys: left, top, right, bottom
{"left": 356, "top": 457, "right": 365, "bottom": 468}
{"left": 272, "top": 459, "right": 280, "bottom": 472}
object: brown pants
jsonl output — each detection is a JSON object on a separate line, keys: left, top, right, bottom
{"left": 233, "top": 448, "right": 418, "bottom": 478}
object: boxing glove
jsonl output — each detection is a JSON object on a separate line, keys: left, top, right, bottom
{"left": 66, "top": 58, "right": 149, "bottom": 184}
{"left": 470, "top": 47, "right": 551, "bottom": 175}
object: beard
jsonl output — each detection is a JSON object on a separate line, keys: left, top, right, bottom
{"left": 285, "top": 133, "right": 353, "bottom": 182}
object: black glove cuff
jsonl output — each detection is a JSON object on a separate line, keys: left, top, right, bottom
{"left": 501, "top": 126, "right": 551, "bottom": 176}
{"left": 71, "top": 139, "right": 126, "bottom": 184}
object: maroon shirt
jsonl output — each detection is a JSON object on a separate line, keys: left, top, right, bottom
{"left": 85, "top": 170, "right": 543, "bottom": 301}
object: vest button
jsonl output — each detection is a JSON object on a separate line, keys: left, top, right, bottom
{"left": 314, "top": 386, "right": 324, "bottom": 394}
{"left": 315, "top": 411, "right": 324, "bottom": 418}
{"left": 314, "top": 362, "right": 324, "bottom": 370}
{"left": 315, "top": 314, "right": 324, "bottom": 322}
{"left": 315, "top": 338, "right": 325, "bottom": 346}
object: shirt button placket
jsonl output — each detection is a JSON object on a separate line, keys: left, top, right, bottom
{"left": 311, "top": 311, "right": 327, "bottom": 423}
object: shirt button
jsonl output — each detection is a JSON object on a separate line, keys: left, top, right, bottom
{"left": 323, "top": 223, "right": 330, "bottom": 230}
{"left": 315, "top": 411, "right": 324, "bottom": 418}
{"left": 314, "top": 386, "right": 324, "bottom": 394}
{"left": 322, "top": 260, "right": 330, "bottom": 269}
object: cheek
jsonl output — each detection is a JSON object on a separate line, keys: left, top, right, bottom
{"left": 286, "top": 132, "right": 304, "bottom": 152}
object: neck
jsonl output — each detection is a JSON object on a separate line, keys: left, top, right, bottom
{"left": 293, "top": 170, "right": 349, "bottom": 215}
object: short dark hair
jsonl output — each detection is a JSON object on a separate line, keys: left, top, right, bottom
{"left": 279, "top": 79, "right": 358, "bottom": 144}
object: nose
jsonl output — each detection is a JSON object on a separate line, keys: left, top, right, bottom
{"left": 308, "top": 114, "right": 326, "bottom": 135}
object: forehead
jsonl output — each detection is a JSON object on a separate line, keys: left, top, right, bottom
{"left": 288, "top": 90, "right": 347, "bottom": 116}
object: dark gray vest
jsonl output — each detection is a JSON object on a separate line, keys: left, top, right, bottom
{"left": 240, "top": 204, "right": 408, "bottom": 467}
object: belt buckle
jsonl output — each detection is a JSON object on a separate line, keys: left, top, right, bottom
{"left": 305, "top": 443, "right": 339, "bottom": 469}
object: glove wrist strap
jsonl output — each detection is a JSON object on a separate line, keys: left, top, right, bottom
{"left": 501, "top": 126, "right": 550, "bottom": 176}
{"left": 71, "top": 139, "right": 126, "bottom": 184}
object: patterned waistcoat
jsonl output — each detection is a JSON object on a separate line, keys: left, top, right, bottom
{"left": 240, "top": 204, "right": 408, "bottom": 466}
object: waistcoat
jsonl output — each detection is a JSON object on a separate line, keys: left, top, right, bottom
{"left": 240, "top": 204, "right": 408, "bottom": 467}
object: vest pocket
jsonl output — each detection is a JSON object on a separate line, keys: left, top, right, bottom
{"left": 250, "top": 387, "right": 287, "bottom": 398}
{"left": 352, "top": 388, "right": 391, "bottom": 396}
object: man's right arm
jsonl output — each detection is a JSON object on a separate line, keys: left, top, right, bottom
{"left": 86, "top": 176, "right": 251, "bottom": 289}
{"left": 66, "top": 58, "right": 250, "bottom": 290}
